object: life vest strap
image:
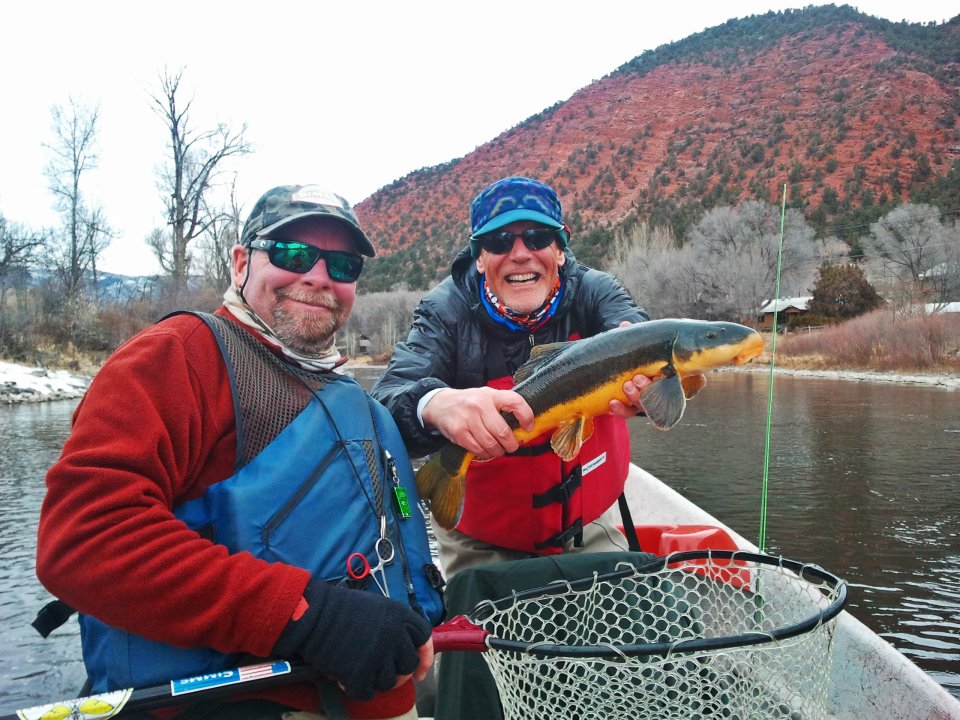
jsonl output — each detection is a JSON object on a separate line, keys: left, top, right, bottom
{"left": 532, "top": 465, "right": 583, "bottom": 508}
{"left": 535, "top": 517, "right": 584, "bottom": 550}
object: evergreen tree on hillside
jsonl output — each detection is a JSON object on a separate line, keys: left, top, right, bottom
{"left": 808, "top": 262, "right": 883, "bottom": 319}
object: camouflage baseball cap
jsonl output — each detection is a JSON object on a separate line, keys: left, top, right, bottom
{"left": 240, "top": 185, "right": 375, "bottom": 257}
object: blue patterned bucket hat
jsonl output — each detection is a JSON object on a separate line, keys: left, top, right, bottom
{"left": 469, "top": 177, "right": 567, "bottom": 257}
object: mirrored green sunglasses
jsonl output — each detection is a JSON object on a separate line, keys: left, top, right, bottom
{"left": 249, "top": 238, "right": 364, "bottom": 282}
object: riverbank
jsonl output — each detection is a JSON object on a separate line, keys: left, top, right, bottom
{"left": 2, "top": 358, "right": 958, "bottom": 405}
{"left": 735, "top": 363, "right": 960, "bottom": 390}
{"left": 347, "top": 359, "right": 960, "bottom": 391}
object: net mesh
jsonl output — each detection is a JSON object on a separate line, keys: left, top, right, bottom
{"left": 473, "top": 553, "right": 843, "bottom": 720}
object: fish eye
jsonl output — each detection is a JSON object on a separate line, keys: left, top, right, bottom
{"left": 706, "top": 331, "right": 718, "bottom": 340}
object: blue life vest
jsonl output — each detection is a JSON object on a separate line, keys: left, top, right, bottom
{"left": 79, "top": 313, "right": 444, "bottom": 691}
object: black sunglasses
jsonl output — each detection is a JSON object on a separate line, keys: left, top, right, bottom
{"left": 476, "top": 228, "right": 560, "bottom": 255}
{"left": 249, "top": 238, "right": 364, "bottom": 282}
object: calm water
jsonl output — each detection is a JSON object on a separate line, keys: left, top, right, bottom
{"left": 0, "top": 371, "right": 957, "bottom": 711}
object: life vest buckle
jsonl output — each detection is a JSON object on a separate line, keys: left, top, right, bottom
{"left": 532, "top": 465, "right": 583, "bottom": 508}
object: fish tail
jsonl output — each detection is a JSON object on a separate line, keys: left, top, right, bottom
{"left": 415, "top": 444, "right": 471, "bottom": 530}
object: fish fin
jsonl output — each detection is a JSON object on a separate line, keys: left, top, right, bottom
{"left": 415, "top": 444, "right": 470, "bottom": 530}
{"left": 528, "top": 340, "right": 575, "bottom": 361}
{"left": 550, "top": 416, "right": 593, "bottom": 461}
{"left": 512, "top": 342, "right": 575, "bottom": 384}
{"left": 640, "top": 370, "right": 686, "bottom": 430}
{"left": 681, "top": 373, "right": 706, "bottom": 399}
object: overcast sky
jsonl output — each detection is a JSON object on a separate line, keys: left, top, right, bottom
{"left": 1, "top": 1, "right": 954, "bottom": 276}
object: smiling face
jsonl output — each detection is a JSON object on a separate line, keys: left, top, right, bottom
{"left": 475, "top": 220, "right": 565, "bottom": 313}
{"left": 232, "top": 217, "right": 358, "bottom": 354}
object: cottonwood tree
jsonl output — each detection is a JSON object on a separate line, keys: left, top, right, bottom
{"left": 151, "top": 68, "right": 249, "bottom": 296}
{"left": 684, "top": 201, "right": 817, "bottom": 321}
{"left": 917, "top": 217, "right": 960, "bottom": 305}
{"left": 44, "top": 98, "right": 111, "bottom": 303}
{"left": 607, "top": 222, "right": 709, "bottom": 318}
{"left": 867, "top": 204, "right": 948, "bottom": 298}
{"left": 0, "top": 214, "right": 45, "bottom": 341}
{"left": 345, "top": 289, "right": 424, "bottom": 357}
{"left": 194, "top": 177, "right": 243, "bottom": 290}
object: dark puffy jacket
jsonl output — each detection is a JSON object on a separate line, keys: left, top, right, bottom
{"left": 371, "top": 247, "right": 649, "bottom": 458}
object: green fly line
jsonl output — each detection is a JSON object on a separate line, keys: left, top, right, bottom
{"left": 759, "top": 184, "right": 788, "bottom": 553}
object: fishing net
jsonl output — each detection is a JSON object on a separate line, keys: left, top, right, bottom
{"left": 466, "top": 550, "right": 845, "bottom": 720}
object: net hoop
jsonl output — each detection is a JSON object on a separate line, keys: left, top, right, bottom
{"left": 470, "top": 549, "right": 846, "bottom": 659}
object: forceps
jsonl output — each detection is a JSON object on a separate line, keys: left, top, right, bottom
{"left": 347, "top": 535, "right": 395, "bottom": 597}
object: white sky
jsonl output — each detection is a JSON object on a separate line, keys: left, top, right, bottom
{"left": 0, "top": 1, "right": 954, "bottom": 276}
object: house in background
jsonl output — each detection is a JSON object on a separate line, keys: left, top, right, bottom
{"left": 924, "top": 301, "right": 960, "bottom": 314}
{"left": 757, "top": 296, "right": 813, "bottom": 329}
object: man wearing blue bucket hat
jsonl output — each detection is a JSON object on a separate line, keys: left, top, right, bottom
{"left": 373, "top": 177, "right": 651, "bottom": 577}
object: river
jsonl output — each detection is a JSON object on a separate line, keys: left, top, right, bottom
{"left": 0, "top": 370, "right": 957, "bottom": 711}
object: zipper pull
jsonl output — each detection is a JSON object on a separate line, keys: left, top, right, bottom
{"left": 384, "top": 449, "right": 412, "bottom": 519}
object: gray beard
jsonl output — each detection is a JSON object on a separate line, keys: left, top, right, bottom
{"left": 270, "top": 297, "right": 343, "bottom": 355}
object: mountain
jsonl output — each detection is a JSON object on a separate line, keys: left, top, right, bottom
{"left": 353, "top": 5, "right": 960, "bottom": 292}
{"left": 95, "top": 270, "right": 162, "bottom": 302}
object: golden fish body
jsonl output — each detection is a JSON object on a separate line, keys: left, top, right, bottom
{"left": 418, "top": 319, "right": 764, "bottom": 529}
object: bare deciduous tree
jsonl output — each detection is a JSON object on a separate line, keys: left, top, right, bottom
{"left": 916, "top": 217, "right": 960, "bottom": 305}
{"left": 0, "top": 214, "right": 46, "bottom": 339}
{"left": 685, "top": 201, "right": 817, "bottom": 320}
{"left": 145, "top": 227, "right": 173, "bottom": 274}
{"left": 44, "top": 98, "right": 111, "bottom": 302}
{"left": 611, "top": 203, "right": 817, "bottom": 321}
{"left": 151, "top": 68, "right": 250, "bottom": 296}
{"left": 344, "top": 290, "right": 423, "bottom": 357}
{"left": 194, "top": 176, "right": 243, "bottom": 290}
{"left": 868, "top": 204, "right": 950, "bottom": 300}
{"left": 607, "top": 221, "right": 705, "bottom": 318}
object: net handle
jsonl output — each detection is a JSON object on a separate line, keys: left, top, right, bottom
{"left": 432, "top": 614, "right": 490, "bottom": 653}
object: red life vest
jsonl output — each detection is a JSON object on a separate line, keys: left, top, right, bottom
{"left": 455, "top": 374, "right": 630, "bottom": 554}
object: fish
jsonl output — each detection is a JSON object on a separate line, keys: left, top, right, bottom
{"left": 416, "top": 319, "right": 765, "bottom": 530}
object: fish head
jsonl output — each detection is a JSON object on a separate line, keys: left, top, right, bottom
{"left": 671, "top": 320, "right": 764, "bottom": 373}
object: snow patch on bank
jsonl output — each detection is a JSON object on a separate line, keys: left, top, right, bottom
{"left": 0, "top": 360, "right": 91, "bottom": 404}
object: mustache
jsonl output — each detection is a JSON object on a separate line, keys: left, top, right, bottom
{"left": 276, "top": 289, "right": 339, "bottom": 309}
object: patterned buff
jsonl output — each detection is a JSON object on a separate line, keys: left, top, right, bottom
{"left": 480, "top": 275, "right": 564, "bottom": 332}
{"left": 221, "top": 286, "right": 346, "bottom": 372}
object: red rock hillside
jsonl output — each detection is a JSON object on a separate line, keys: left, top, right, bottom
{"left": 354, "top": 6, "right": 960, "bottom": 290}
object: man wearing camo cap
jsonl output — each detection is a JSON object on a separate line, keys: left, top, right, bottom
{"left": 37, "top": 184, "right": 443, "bottom": 719}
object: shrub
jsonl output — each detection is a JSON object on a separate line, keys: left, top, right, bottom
{"left": 779, "top": 309, "right": 960, "bottom": 371}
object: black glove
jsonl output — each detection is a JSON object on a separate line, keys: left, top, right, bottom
{"left": 272, "top": 579, "right": 432, "bottom": 700}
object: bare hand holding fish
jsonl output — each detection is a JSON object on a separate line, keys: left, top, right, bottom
{"left": 417, "top": 319, "right": 764, "bottom": 530}
{"left": 422, "top": 386, "right": 536, "bottom": 460}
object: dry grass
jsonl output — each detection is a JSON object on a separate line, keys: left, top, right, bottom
{"left": 768, "top": 309, "right": 960, "bottom": 373}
